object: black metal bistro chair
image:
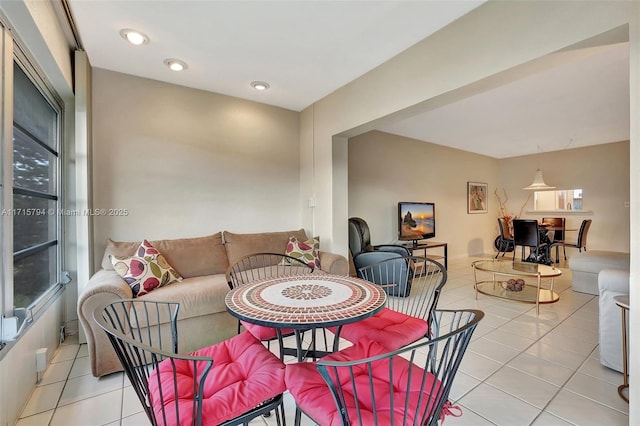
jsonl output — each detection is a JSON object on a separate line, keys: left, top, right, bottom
{"left": 93, "top": 299, "right": 286, "bottom": 426}
{"left": 286, "top": 309, "right": 484, "bottom": 426}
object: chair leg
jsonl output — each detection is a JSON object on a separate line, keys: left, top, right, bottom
{"left": 563, "top": 246, "right": 567, "bottom": 260}
{"left": 294, "top": 407, "right": 302, "bottom": 426}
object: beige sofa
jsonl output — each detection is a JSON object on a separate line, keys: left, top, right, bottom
{"left": 78, "top": 229, "right": 348, "bottom": 377}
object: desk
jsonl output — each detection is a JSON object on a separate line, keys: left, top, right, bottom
{"left": 614, "top": 295, "right": 629, "bottom": 403}
{"left": 401, "top": 241, "right": 447, "bottom": 269}
{"left": 472, "top": 259, "right": 561, "bottom": 315}
{"left": 224, "top": 274, "right": 386, "bottom": 361}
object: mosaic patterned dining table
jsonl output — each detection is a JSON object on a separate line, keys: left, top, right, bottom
{"left": 224, "top": 274, "right": 387, "bottom": 329}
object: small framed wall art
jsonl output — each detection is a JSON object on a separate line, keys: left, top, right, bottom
{"left": 467, "top": 182, "right": 488, "bottom": 214}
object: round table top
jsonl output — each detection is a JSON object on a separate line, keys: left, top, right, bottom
{"left": 614, "top": 295, "right": 630, "bottom": 310}
{"left": 225, "top": 274, "right": 387, "bottom": 329}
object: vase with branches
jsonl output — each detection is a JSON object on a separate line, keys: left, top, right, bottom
{"left": 495, "top": 188, "right": 531, "bottom": 235}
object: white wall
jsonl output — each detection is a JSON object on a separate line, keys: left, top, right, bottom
{"left": 348, "top": 131, "right": 498, "bottom": 259}
{"left": 349, "top": 132, "right": 629, "bottom": 259}
{"left": 90, "top": 69, "right": 302, "bottom": 271}
{"left": 0, "top": 296, "right": 63, "bottom": 425}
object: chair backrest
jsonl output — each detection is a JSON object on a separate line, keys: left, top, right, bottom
{"left": 225, "top": 252, "right": 313, "bottom": 289}
{"left": 542, "top": 217, "right": 565, "bottom": 241}
{"left": 93, "top": 300, "right": 213, "bottom": 426}
{"left": 497, "top": 217, "right": 512, "bottom": 240}
{"left": 512, "top": 219, "right": 541, "bottom": 247}
{"left": 357, "top": 255, "right": 447, "bottom": 318}
{"left": 348, "top": 217, "right": 373, "bottom": 256}
{"left": 577, "top": 219, "right": 592, "bottom": 248}
{"left": 316, "top": 309, "right": 483, "bottom": 426}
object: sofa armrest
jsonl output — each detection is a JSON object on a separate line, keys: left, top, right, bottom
{"left": 598, "top": 268, "right": 630, "bottom": 373}
{"left": 77, "top": 270, "right": 134, "bottom": 377}
{"left": 598, "top": 268, "right": 630, "bottom": 295}
{"left": 319, "top": 251, "right": 349, "bottom": 275}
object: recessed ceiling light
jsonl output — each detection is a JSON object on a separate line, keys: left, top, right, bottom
{"left": 251, "top": 81, "right": 270, "bottom": 91}
{"left": 164, "top": 59, "right": 188, "bottom": 72}
{"left": 119, "top": 29, "right": 149, "bottom": 45}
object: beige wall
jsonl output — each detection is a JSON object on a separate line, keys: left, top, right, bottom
{"left": 91, "top": 69, "right": 301, "bottom": 270}
{"left": 499, "top": 141, "right": 630, "bottom": 253}
{"left": 348, "top": 131, "right": 498, "bottom": 258}
{"left": 349, "top": 132, "right": 629, "bottom": 259}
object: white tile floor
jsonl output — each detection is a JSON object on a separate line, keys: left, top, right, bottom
{"left": 16, "top": 255, "right": 629, "bottom": 426}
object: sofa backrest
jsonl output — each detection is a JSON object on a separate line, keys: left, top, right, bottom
{"left": 223, "top": 229, "right": 308, "bottom": 266}
{"left": 101, "top": 233, "right": 229, "bottom": 278}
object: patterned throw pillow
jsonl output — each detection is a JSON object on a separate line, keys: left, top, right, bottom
{"left": 284, "top": 236, "right": 321, "bottom": 270}
{"left": 110, "top": 240, "right": 183, "bottom": 297}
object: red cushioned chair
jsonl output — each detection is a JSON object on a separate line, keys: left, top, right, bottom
{"left": 226, "top": 252, "right": 316, "bottom": 359}
{"left": 286, "top": 309, "right": 483, "bottom": 426}
{"left": 94, "top": 299, "right": 286, "bottom": 426}
{"left": 332, "top": 255, "right": 446, "bottom": 352}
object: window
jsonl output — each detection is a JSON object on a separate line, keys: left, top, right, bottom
{"left": 2, "top": 57, "right": 63, "bottom": 339}
{"left": 533, "top": 189, "right": 583, "bottom": 211}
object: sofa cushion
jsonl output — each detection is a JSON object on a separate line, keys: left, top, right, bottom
{"left": 223, "top": 229, "right": 308, "bottom": 264}
{"left": 101, "top": 233, "right": 228, "bottom": 278}
{"left": 284, "top": 236, "right": 321, "bottom": 270}
{"left": 569, "top": 251, "right": 630, "bottom": 274}
{"left": 131, "top": 274, "right": 231, "bottom": 327}
{"left": 111, "top": 240, "right": 183, "bottom": 297}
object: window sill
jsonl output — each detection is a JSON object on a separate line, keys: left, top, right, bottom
{"left": 525, "top": 210, "right": 593, "bottom": 215}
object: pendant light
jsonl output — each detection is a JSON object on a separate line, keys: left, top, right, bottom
{"left": 523, "top": 145, "right": 555, "bottom": 190}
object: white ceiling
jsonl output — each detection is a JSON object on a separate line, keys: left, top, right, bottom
{"left": 68, "top": 1, "right": 630, "bottom": 159}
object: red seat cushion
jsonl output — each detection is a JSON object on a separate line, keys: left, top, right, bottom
{"left": 285, "top": 338, "right": 457, "bottom": 425}
{"left": 241, "top": 320, "right": 295, "bottom": 341}
{"left": 335, "top": 307, "right": 429, "bottom": 351}
{"left": 149, "top": 331, "right": 286, "bottom": 425}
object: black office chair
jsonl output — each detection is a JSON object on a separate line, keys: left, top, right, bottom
{"left": 349, "top": 217, "right": 410, "bottom": 257}
{"left": 512, "top": 219, "right": 550, "bottom": 264}
{"left": 349, "top": 217, "right": 410, "bottom": 275}
{"left": 550, "top": 219, "right": 592, "bottom": 261}
{"left": 542, "top": 217, "right": 566, "bottom": 263}
{"left": 495, "top": 217, "right": 514, "bottom": 258}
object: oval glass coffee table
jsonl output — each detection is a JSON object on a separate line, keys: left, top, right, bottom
{"left": 471, "top": 259, "right": 561, "bottom": 315}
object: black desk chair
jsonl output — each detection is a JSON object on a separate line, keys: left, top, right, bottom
{"left": 512, "top": 219, "right": 550, "bottom": 264}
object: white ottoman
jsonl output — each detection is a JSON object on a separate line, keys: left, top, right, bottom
{"left": 598, "top": 269, "right": 630, "bottom": 373}
{"left": 568, "top": 251, "right": 629, "bottom": 295}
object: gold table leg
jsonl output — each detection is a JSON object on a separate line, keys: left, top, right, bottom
{"left": 618, "top": 304, "right": 629, "bottom": 403}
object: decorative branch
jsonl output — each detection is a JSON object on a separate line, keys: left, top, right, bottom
{"left": 495, "top": 188, "right": 509, "bottom": 219}
{"left": 518, "top": 193, "right": 532, "bottom": 219}
{"left": 495, "top": 188, "right": 531, "bottom": 223}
